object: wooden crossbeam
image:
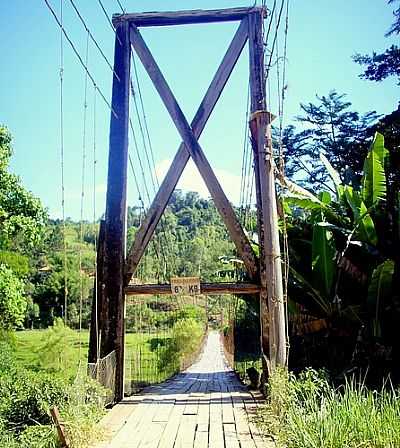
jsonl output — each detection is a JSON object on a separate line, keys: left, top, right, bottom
{"left": 113, "top": 7, "right": 265, "bottom": 27}
{"left": 125, "top": 282, "right": 260, "bottom": 296}
{"left": 128, "top": 23, "right": 259, "bottom": 281}
{"left": 124, "top": 18, "right": 250, "bottom": 285}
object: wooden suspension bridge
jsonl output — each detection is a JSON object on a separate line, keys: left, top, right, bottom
{"left": 85, "top": 5, "right": 288, "bottom": 446}
{"left": 95, "top": 331, "right": 274, "bottom": 448}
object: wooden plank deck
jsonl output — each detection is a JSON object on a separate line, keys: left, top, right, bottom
{"left": 95, "top": 331, "right": 274, "bottom": 448}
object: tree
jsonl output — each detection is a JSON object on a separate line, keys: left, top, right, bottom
{"left": 0, "top": 126, "right": 47, "bottom": 251}
{"left": 282, "top": 91, "right": 378, "bottom": 190}
{"left": 0, "top": 264, "right": 26, "bottom": 329}
{"left": 33, "top": 254, "right": 92, "bottom": 327}
{"left": 353, "top": 1, "right": 400, "bottom": 84}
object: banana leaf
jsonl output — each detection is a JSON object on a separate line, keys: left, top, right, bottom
{"left": 320, "top": 153, "right": 344, "bottom": 201}
{"left": 344, "top": 186, "right": 378, "bottom": 246}
{"left": 311, "top": 209, "right": 336, "bottom": 299}
{"left": 367, "top": 259, "right": 394, "bottom": 338}
{"left": 361, "top": 132, "right": 388, "bottom": 208}
{"left": 278, "top": 176, "right": 324, "bottom": 205}
{"left": 289, "top": 266, "right": 333, "bottom": 316}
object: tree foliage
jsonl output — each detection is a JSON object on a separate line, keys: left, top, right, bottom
{"left": 0, "top": 264, "right": 26, "bottom": 329}
{"left": 0, "top": 126, "right": 47, "bottom": 251}
{"left": 353, "top": 0, "right": 400, "bottom": 84}
{"left": 127, "top": 190, "right": 236, "bottom": 283}
{"left": 282, "top": 91, "right": 378, "bottom": 190}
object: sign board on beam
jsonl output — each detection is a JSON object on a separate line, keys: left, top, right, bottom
{"left": 170, "top": 277, "right": 200, "bottom": 295}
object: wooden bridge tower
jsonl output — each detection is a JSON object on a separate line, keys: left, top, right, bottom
{"left": 88, "top": 6, "right": 287, "bottom": 402}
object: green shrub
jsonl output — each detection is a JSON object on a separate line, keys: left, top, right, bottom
{"left": 37, "top": 318, "right": 76, "bottom": 375}
{"left": 175, "top": 304, "right": 205, "bottom": 323}
{"left": 18, "top": 425, "right": 58, "bottom": 448}
{"left": 171, "top": 318, "right": 203, "bottom": 358}
{"left": 0, "top": 337, "right": 16, "bottom": 375}
{"left": 62, "top": 374, "right": 107, "bottom": 447}
{"left": 0, "top": 264, "right": 26, "bottom": 329}
{"left": 0, "top": 421, "right": 19, "bottom": 448}
{"left": 0, "top": 330, "right": 106, "bottom": 448}
{"left": 0, "top": 369, "right": 68, "bottom": 433}
{"left": 158, "top": 318, "right": 204, "bottom": 374}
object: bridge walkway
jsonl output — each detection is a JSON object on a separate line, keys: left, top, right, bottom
{"left": 96, "top": 331, "right": 272, "bottom": 448}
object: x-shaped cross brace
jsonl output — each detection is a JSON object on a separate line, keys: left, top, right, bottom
{"left": 125, "top": 17, "right": 259, "bottom": 284}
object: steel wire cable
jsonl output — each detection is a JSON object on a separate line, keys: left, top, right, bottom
{"left": 43, "top": 0, "right": 117, "bottom": 116}
{"left": 67, "top": 0, "right": 120, "bottom": 81}
{"left": 58, "top": 0, "right": 68, "bottom": 326}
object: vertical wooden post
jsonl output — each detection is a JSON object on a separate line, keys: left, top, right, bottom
{"left": 248, "top": 11, "right": 287, "bottom": 375}
{"left": 100, "top": 21, "right": 131, "bottom": 402}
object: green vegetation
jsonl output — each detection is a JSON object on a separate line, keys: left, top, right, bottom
{"left": 258, "top": 368, "right": 400, "bottom": 448}
{"left": 0, "top": 124, "right": 109, "bottom": 445}
{"left": 126, "top": 299, "right": 207, "bottom": 391}
{"left": 279, "top": 132, "right": 400, "bottom": 380}
{"left": 0, "top": 265, "right": 26, "bottom": 329}
{"left": 0, "top": 335, "right": 106, "bottom": 447}
{"left": 158, "top": 318, "right": 205, "bottom": 373}
{"left": 1, "top": 2, "right": 400, "bottom": 445}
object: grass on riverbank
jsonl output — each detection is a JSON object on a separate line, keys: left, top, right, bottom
{"left": 14, "top": 329, "right": 172, "bottom": 387}
{"left": 257, "top": 368, "right": 400, "bottom": 448}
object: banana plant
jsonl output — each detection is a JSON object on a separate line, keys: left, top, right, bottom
{"left": 281, "top": 132, "right": 389, "bottom": 320}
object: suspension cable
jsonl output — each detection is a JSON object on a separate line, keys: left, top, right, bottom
{"left": 43, "top": 0, "right": 117, "bottom": 117}
{"left": 92, "top": 86, "right": 100, "bottom": 361}
{"left": 239, "top": 83, "right": 251, "bottom": 225}
{"left": 130, "top": 56, "right": 173, "bottom": 279}
{"left": 78, "top": 30, "right": 90, "bottom": 363}
{"left": 277, "top": 0, "right": 291, "bottom": 362}
{"left": 67, "top": 0, "right": 120, "bottom": 81}
{"left": 59, "top": 0, "right": 68, "bottom": 326}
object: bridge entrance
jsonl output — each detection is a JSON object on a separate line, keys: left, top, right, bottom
{"left": 88, "top": 6, "right": 287, "bottom": 402}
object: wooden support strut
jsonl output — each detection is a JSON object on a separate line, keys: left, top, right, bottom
{"left": 125, "top": 282, "right": 260, "bottom": 296}
{"left": 128, "top": 23, "right": 259, "bottom": 282}
{"left": 124, "top": 18, "right": 252, "bottom": 285}
{"left": 113, "top": 6, "right": 266, "bottom": 27}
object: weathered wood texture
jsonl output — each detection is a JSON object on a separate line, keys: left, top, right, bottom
{"left": 124, "top": 18, "right": 250, "bottom": 284}
{"left": 88, "top": 219, "right": 105, "bottom": 364}
{"left": 248, "top": 11, "right": 287, "bottom": 371}
{"left": 129, "top": 23, "right": 258, "bottom": 281}
{"left": 125, "top": 282, "right": 260, "bottom": 296}
{"left": 101, "top": 22, "right": 131, "bottom": 402}
{"left": 50, "top": 407, "right": 69, "bottom": 447}
{"left": 248, "top": 11, "right": 270, "bottom": 375}
{"left": 113, "top": 7, "right": 265, "bottom": 27}
{"left": 94, "top": 332, "right": 273, "bottom": 448}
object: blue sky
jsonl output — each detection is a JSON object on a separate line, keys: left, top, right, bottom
{"left": 0, "top": 1, "right": 398, "bottom": 220}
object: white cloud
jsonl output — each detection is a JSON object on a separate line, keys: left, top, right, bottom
{"left": 156, "top": 159, "right": 242, "bottom": 205}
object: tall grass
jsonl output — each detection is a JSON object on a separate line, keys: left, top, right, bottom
{"left": 257, "top": 368, "right": 400, "bottom": 448}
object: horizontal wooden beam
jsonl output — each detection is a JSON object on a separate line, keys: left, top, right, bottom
{"left": 125, "top": 282, "right": 260, "bottom": 296}
{"left": 113, "top": 7, "right": 266, "bottom": 27}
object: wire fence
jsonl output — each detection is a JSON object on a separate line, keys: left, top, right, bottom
{"left": 88, "top": 350, "right": 116, "bottom": 405}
